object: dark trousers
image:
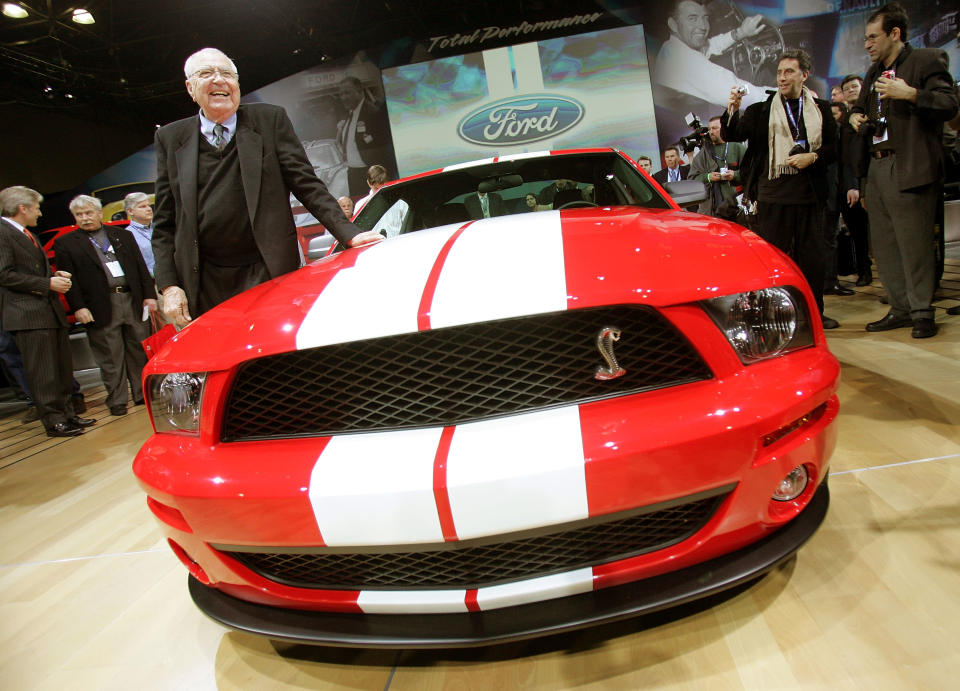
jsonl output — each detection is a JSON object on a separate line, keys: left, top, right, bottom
{"left": 85, "top": 293, "right": 149, "bottom": 408}
{"left": 10, "top": 327, "right": 75, "bottom": 429}
{"left": 197, "top": 260, "right": 271, "bottom": 316}
{"left": 756, "top": 202, "right": 825, "bottom": 314}
{"left": 864, "top": 155, "right": 937, "bottom": 320}
{"left": 0, "top": 323, "right": 31, "bottom": 399}
{"left": 840, "top": 201, "right": 871, "bottom": 278}
{"left": 822, "top": 206, "right": 840, "bottom": 289}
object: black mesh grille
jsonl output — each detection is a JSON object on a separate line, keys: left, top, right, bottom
{"left": 221, "top": 306, "right": 711, "bottom": 441}
{"left": 219, "top": 491, "right": 729, "bottom": 590}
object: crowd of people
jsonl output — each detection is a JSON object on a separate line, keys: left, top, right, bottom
{"left": 642, "top": 2, "right": 958, "bottom": 336}
{"left": 1, "top": 3, "right": 958, "bottom": 439}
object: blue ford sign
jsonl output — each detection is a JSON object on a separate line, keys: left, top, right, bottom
{"left": 458, "top": 95, "right": 584, "bottom": 146}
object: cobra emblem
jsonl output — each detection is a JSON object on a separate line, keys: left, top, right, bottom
{"left": 594, "top": 326, "right": 626, "bottom": 381}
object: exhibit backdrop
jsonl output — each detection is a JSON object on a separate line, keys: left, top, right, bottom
{"left": 85, "top": 1, "right": 957, "bottom": 209}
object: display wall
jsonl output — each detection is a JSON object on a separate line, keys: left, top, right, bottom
{"left": 85, "top": 0, "right": 957, "bottom": 201}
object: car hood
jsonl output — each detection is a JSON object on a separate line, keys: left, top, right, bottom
{"left": 150, "top": 207, "right": 798, "bottom": 372}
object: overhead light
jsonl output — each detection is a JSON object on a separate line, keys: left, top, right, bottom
{"left": 2, "top": 3, "right": 29, "bottom": 18}
{"left": 71, "top": 8, "right": 95, "bottom": 24}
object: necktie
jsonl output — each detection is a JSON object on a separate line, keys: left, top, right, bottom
{"left": 213, "top": 123, "right": 226, "bottom": 151}
{"left": 480, "top": 195, "right": 489, "bottom": 218}
{"left": 23, "top": 229, "right": 40, "bottom": 250}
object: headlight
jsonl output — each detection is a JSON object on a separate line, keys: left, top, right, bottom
{"left": 148, "top": 372, "right": 207, "bottom": 434}
{"left": 702, "top": 287, "right": 813, "bottom": 363}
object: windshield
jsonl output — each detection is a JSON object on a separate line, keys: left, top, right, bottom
{"left": 352, "top": 151, "right": 672, "bottom": 238}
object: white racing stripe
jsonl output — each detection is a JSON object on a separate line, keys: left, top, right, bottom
{"left": 309, "top": 428, "right": 445, "bottom": 546}
{"left": 358, "top": 589, "right": 469, "bottom": 614}
{"left": 296, "top": 228, "right": 457, "bottom": 349}
{"left": 476, "top": 567, "right": 594, "bottom": 611}
{"left": 429, "top": 211, "right": 567, "bottom": 328}
{"left": 445, "top": 406, "right": 589, "bottom": 540}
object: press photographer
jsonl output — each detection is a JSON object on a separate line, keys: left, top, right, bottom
{"left": 688, "top": 115, "right": 746, "bottom": 217}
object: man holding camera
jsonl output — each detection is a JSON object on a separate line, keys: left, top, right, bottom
{"left": 722, "top": 49, "right": 839, "bottom": 329}
{"left": 849, "top": 3, "right": 958, "bottom": 338}
{"left": 688, "top": 116, "right": 746, "bottom": 217}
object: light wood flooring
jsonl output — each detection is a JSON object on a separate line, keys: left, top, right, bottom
{"left": 2, "top": 262, "right": 959, "bottom": 690}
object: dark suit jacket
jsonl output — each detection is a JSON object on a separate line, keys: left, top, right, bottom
{"left": 721, "top": 93, "right": 837, "bottom": 204}
{"left": 463, "top": 192, "right": 505, "bottom": 220}
{"left": 652, "top": 165, "right": 690, "bottom": 185}
{"left": 153, "top": 103, "right": 361, "bottom": 316}
{"left": 0, "top": 219, "right": 67, "bottom": 332}
{"left": 851, "top": 44, "right": 958, "bottom": 192}
{"left": 338, "top": 98, "right": 393, "bottom": 167}
{"left": 54, "top": 226, "right": 155, "bottom": 326}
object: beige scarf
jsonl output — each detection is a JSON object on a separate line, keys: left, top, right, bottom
{"left": 767, "top": 86, "right": 822, "bottom": 179}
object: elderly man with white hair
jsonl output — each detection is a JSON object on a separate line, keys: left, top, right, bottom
{"left": 54, "top": 195, "right": 157, "bottom": 415}
{"left": 152, "top": 47, "right": 382, "bottom": 327}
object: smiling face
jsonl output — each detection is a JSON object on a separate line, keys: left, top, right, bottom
{"left": 185, "top": 49, "right": 240, "bottom": 123}
{"left": 669, "top": 0, "right": 710, "bottom": 51}
{"left": 777, "top": 58, "right": 808, "bottom": 99}
{"left": 841, "top": 79, "right": 862, "bottom": 105}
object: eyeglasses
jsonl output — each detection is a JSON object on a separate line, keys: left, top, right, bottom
{"left": 863, "top": 32, "right": 886, "bottom": 45}
{"left": 190, "top": 67, "right": 238, "bottom": 81}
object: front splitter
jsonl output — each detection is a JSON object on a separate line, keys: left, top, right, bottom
{"left": 189, "top": 482, "right": 829, "bottom": 648}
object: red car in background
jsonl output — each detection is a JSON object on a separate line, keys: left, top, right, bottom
{"left": 134, "top": 149, "right": 839, "bottom": 648}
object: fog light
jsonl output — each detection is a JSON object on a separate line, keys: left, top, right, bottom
{"left": 773, "top": 465, "right": 808, "bottom": 501}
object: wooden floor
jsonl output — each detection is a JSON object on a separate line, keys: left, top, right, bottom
{"left": 2, "top": 263, "right": 959, "bottom": 690}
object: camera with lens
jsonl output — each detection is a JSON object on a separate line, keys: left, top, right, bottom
{"left": 678, "top": 112, "right": 710, "bottom": 152}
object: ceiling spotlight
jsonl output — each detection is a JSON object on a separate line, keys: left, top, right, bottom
{"left": 43, "top": 85, "right": 53, "bottom": 93}
{"left": 2, "top": 3, "right": 28, "bottom": 18}
{"left": 65, "top": 93, "right": 74, "bottom": 99}
{"left": 71, "top": 8, "right": 95, "bottom": 24}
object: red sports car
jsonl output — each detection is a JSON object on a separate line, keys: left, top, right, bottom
{"left": 133, "top": 149, "right": 839, "bottom": 648}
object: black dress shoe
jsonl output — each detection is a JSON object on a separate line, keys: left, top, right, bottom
{"left": 865, "top": 313, "right": 912, "bottom": 332}
{"left": 911, "top": 318, "right": 938, "bottom": 339}
{"left": 855, "top": 273, "right": 873, "bottom": 287}
{"left": 68, "top": 417, "right": 96, "bottom": 428}
{"left": 46, "top": 421, "right": 83, "bottom": 437}
{"left": 21, "top": 407, "right": 39, "bottom": 424}
{"left": 132, "top": 398, "right": 145, "bottom": 406}
{"left": 824, "top": 284, "right": 855, "bottom": 296}
{"left": 947, "top": 305, "right": 960, "bottom": 316}
{"left": 110, "top": 405, "right": 128, "bottom": 416}
{"left": 821, "top": 315, "right": 840, "bottom": 329}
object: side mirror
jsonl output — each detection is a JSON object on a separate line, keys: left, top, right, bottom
{"left": 306, "top": 233, "right": 335, "bottom": 261}
{"left": 665, "top": 179, "right": 708, "bottom": 208}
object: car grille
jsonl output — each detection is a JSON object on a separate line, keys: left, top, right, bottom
{"left": 220, "top": 306, "right": 711, "bottom": 441}
{"left": 218, "top": 488, "right": 731, "bottom": 590}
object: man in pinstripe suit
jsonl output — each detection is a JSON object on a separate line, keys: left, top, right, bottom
{"left": 0, "top": 186, "right": 94, "bottom": 437}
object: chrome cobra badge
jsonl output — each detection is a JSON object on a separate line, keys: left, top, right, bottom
{"left": 594, "top": 326, "right": 626, "bottom": 381}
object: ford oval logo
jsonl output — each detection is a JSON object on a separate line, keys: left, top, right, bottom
{"left": 458, "top": 95, "right": 584, "bottom": 146}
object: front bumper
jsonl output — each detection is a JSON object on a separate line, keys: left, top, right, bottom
{"left": 188, "top": 481, "right": 828, "bottom": 648}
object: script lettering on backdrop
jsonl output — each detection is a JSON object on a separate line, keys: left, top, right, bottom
{"left": 428, "top": 13, "right": 605, "bottom": 53}
{"left": 458, "top": 96, "right": 584, "bottom": 146}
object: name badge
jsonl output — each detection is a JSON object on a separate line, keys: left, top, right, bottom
{"left": 106, "top": 261, "right": 125, "bottom": 278}
{"left": 872, "top": 130, "right": 889, "bottom": 145}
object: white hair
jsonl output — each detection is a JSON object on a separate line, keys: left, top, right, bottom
{"left": 69, "top": 194, "right": 102, "bottom": 213}
{"left": 123, "top": 192, "right": 150, "bottom": 212}
{"left": 0, "top": 186, "right": 42, "bottom": 216}
{"left": 183, "top": 48, "right": 238, "bottom": 79}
